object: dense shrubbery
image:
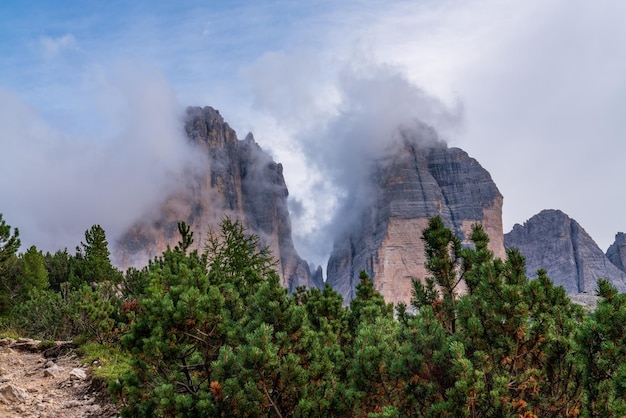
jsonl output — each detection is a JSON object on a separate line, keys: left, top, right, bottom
{"left": 2, "top": 212, "right": 626, "bottom": 416}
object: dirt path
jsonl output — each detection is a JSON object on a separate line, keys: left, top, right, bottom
{"left": 0, "top": 338, "right": 119, "bottom": 418}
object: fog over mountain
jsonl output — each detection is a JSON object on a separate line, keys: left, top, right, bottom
{"left": 258, "top": 64, "right": 464, "bottom": 268}
{"left": 2, "top": 1, "right": 626, "bottom": 272}
{"left": 0, "top": 66, "right": 204, "bottom": 252}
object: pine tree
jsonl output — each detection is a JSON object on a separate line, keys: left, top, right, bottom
{"left": 72, "top": 225, "right": 121, "bottom": 287}
{"left": 414, "top": 215, "right": 463, "bottom": 334}
{"left": 294, "top": 284, "right": 352, "bottom": 416}
{"left": 119, "top": 218, "right": 295, "bottom": 417}
{"left": 213, "top": 293, "right": 309, "bottom": 417}
{"left": 0, "top": 214, "right": 20, "bottom": 309}
{"left": 20, "top": 245, "right": 49, "bottom": 296}
{"left": 344, "top": 271, "right": 397, "bottom": 415}
{"left": 0, "top": 213, "right": 20, "bottom": 267}
{"left": 120, "top": 230, "right": 221, "bottom": 417}
{"left": 453, "top": 228, "right": 584, "bottom": 416}
{"left": 348, "top": 314, "right": 401, "bottom": 415}
{"left": 210, "top": 222, "right": 310, "bottom": 416}
{"left": 348, "top": 270, "right": 394, "bottom": 334}
{"left": 44, "top": 249, "right": 72, "bottom": 291}
{"left": 404, "top": 220, "right": 585, "bottom": 416}
{"left": 577, "top": 279, "right": 626, "bottom": 416}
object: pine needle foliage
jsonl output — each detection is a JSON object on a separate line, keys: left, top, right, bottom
{"left": 3, "top": 212, "right": 626, "bottom": 416}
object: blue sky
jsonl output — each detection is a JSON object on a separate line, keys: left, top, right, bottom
{"left": 1, "top": 0, "right": 626, "bottom": 267}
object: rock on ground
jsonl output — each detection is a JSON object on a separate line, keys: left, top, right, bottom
{"left": 0, "top": 339, "right": 119, "bottom": 418}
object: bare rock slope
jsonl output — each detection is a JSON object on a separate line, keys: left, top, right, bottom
{"left": 607, "top": 232, "right": 626, "bottom": 274}
{"left": 117, "top": 106, "right": 320, "bottom": 292}
{"left": 505, "top": 209, "right": 626, "bottom": 294}
{"left": 327, "top": 129, "right": 505, "bottom": 305}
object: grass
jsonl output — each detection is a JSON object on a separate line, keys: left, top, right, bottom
{"left": 0, "top": 329, "right": 20, "bottom": 339}
{"left": 78, "top": 342, "right": 133, "bottom": 383}
{"left": 0, "top": 317, "right": 22, "bottom": 339}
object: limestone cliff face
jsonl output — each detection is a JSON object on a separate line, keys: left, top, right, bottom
{"left": 504, "top": 210, "right": 626, "bottom": 294}
{"left": 326, "top": 131, "right": 505, "bottom": 305}
{"left": 607, "top": 232, "right": 626, "bottom": 273}
{"left": 116, "top": 106, "right": 320, "bottom": 292}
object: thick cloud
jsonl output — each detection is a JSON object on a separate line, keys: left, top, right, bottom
{"left": 4, "top": 0, "right": 626, "bottom": 267}
{"left": 237, "top": 1, "right": 626, "bottom": 264}
{"left": 244, "top": 55, "right": 462, "bottom": 267}
{"left": 0, "top": 64, "right": 202, "bottom": 253}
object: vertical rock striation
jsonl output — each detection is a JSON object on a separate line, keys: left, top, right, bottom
{"left": 116, "top": 106, "right": 320, "bottom": 292}
{"left": 606, "top": 232, "right": 626, "bottom": 274}
{"left": 326, "top": 127, "right": 505, "bottom": 305}
{"left": 504, "top": 209, "right": 626, "bottom": 294}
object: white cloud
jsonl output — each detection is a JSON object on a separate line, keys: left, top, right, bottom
{"left": 0, "top": 64, "right": 202, "bottom": 253}
{"left": 4, "top": 0, "right": 626, "bottom": 263}
{"left": 234, "top": 0, "right": 626, "bottom": 260}
{"left": 242, "top": 53, "right": 462, "bottom": 266}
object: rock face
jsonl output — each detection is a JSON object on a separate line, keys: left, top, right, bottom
{"left": 116, "top": 106, "right": 320, "bottom": 292}
{"left": 504, "top": 209, "right": 626, "bottom": 294}
{"left": 326, "top": 128, "right": 505, "bottom": 305}
{"left": 607, "top": 232, "right": 626, "bottom": 273}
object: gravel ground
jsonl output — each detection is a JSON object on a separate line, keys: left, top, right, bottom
{"left": 0, "top": 339, "right": 119, "bottom": 418}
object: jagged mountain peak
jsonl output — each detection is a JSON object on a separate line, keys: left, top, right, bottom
{"left": 327, "top": 136, "right": 505, "bottom": 305}
{"left": 117, "top": 104, "right": 626, "bottom": 303}
{"left": 505, "top": 209, "right": 626, "bottom": 294}
{"left": 244, "top": 132, "right": 256, "bottom": 142}
{"left": 607, "top": 232, "right": 626, "bottom": 273}
{"left": 116, "top": 105, "right": 321, "bottom": 292}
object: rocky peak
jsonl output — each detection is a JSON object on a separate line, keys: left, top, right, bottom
{"left": 116, "top": 106, "right": 321, "bottom": 291}
{"left": 504, "top": 209, "right": 626, "bottom": 294}
{"left": 606, "top": 232, "right": 626, "bottom": 273}
{"left": 185, "top": 106, "right": 237, "bottom": 149}
{"left": 326, "top": 131, "right": 505, "bottom": 305}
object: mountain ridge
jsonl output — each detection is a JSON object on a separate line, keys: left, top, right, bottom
{"left": 116, "top": 104, "right": 626, "bottom": 303}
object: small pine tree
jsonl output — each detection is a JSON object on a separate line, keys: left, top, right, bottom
{"left": 414, "top": 216, "right": 463, "bottom": 334}
{"left": 44, "top": 249, "right": 72, "bottom": 291}
{"left": 348, "top": 270, "right": 394, "bottom": 334}
{"left": 577, "top": 279, "right": 626, "bottom": 416}
{"left": 0, "top": 214, "right": 20, "bottom": 310}
{"left": 71, "top": 225, "right": 121, "bottom": 288}
{"left": 293, "top": 284, "right": 352, "bottom": 415}
{"left": 0, "top": 213, "right": 20, "bottom": 267}
{"left": 20, "top": 245, "right": 49, "bottom": 296}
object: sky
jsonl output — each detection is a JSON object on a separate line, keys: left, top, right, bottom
{"left": 1, "top": 0, "right": 626, "bottom": 268}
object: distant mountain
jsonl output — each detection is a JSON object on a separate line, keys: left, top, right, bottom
{"left": 504, "top": 209, "right": 626, "bottom": 294}
{"left": 607, "top": 232, "right": 626, "bottom": 274}
{"left": 326, "top": 126, "right": 505, "bottom": 305}
{"left": 116, "top": 106, "right": 322, "bottom": 292}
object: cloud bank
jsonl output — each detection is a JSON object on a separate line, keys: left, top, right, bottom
{"left": 3, "top": 0, "right": 626, "bottom": 269}
{"left": 0, "top": 64, "right": 201, "bottom": 254}
{"left": 244, "top": 55, "right": 462, "bottom": 267}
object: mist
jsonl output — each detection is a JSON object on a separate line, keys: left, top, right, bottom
{"left": 0, "top": 56, "right": 462, "bottom": 274}
{"left": 245, "top": 56, "right": 462, "bottom": 268}
{"left": 0, "top": 64, "right": 203, "bottom": 255}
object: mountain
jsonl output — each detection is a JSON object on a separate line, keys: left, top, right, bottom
{"left": 115, "top": 105, "right": 626, "bottom": 304}
{"left": 116, "top": 106, "right": 322, "bottom": 292}
{"left": 607, "top": 232, "right": 626, "bottom": 273}
{"left": 326, "top": 127, "right": 505, "bottom": 305}
{"left": 504, "top": 209, "right": 626, "bottom": 294}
